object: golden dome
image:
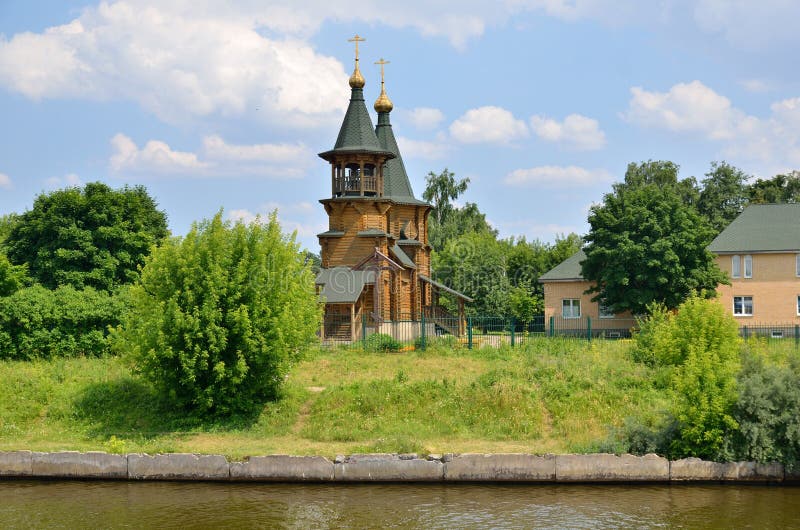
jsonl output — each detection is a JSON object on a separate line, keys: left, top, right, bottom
{"left": 349, "top": 64, "right": 365, "bottom": 88}
{"left": 373, "top": 57, "right": 392, "bottom": 112}
{"left": 374, "top": 86, "right": 393, "bottom": 112}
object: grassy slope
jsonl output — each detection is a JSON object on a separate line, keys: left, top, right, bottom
{"left": 0, "top": 338, "right": 671, "bottom": 459}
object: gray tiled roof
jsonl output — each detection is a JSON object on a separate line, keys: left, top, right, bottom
{"left": 318, "top": 88, "right": 394, "bottom": 159}
{"left": 708, "top": 203, "right": 800, "bottom": 253}
{"left": 539, "top": 250, "right": 586, "bottom": 282}
{"left": 315, "top": 267, "right": 376, "bottom": 304}
{"left": 389, "top": 244, "right": 416, "bottom": 269}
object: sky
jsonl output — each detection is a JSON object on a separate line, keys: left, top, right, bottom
{"left": 2, "top": 1, "right": 800, "bottom": 253}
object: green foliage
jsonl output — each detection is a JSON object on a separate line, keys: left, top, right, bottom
{"left": 633, "top": 295, "right": 741, "bottom": 459}
{"left": 113, "top": 212, "right": 320, "bottom": 418}
{"left": 508, "top": 284, "right": 542, "bottom": 328}
{"left": 0, "top": 213, "right": 19, "bottom": 243}
{"left": 748, "top": 171, "right": 800, "bottom": 204}
{"left": 365, "top": 333, "right": 401, "bottom": 352}
{"left": 0, "top": 252, "right": 29, "bottom": 296}
{"left": 4, "top": 182, "right": 168, "bottom": 291}
{"left": 0, "top": 285, "right": 126, "bottom": 360}
{"left": 731, "top": 352, "right": 800, "bottom": 469}
{"left": 582, "top": 160, "right": 727, "bottom": 314}
{"left": 423, "top": 168, "right": 497, "bottom": 252}
{"left": 432, "top": 231, "right": 511, "bottom": 316}
{"left": 698, "top": 161, "right": 749, "bottom": 233}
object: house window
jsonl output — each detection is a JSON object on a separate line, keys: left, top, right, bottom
{"left": 731, "top": 255, "right": 752, "bottom": 278}
{"left": 562, "top": 299, "right": 581, "bottom": 319}
{"left": 797, "top": 295, "right": 800, "bottom": 316}
{"left": 598, "top": 300, "right": 614, "bottom": 319}
{"left": 733, "top": 296, "right": 753, "bottom": 316}
{"left": 796, "top": 254, "right": 800, "bottom": 277}
{"left": 731, "top": 255, "right": 740, "bottom": 278}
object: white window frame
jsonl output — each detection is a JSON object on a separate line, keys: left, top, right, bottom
{"left": 598, "top": 300, "right": 615, "bottom": 319}
{"left": 797, "top": 295, "right": 800, "bottom": 316}
{"left": 743, "top": 254, "right": 752, "bottom": 278}
{"left": 733, "top": 295, "right": 753, "bottom": 317}
{"left": 731, "top": 255, "right": 741, "bottom": 278}
{"left": 562, "top": 298, "right": 581, "bottom": 319}
{"left": 796, "top": 254, "right": 800, "bottom": 277}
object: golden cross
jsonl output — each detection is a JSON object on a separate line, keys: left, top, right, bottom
{"left": 375, "top": 58, "right": 390, "bottom": 84}
{"left": 348, "top": 34, "right": 365, "bottom": 62}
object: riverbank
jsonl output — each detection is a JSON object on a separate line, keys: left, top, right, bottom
{"left": 0, "top": 339, "right": 672, "bottom": 458}
{"left": 0, "top": 450, "right": 793, "bottom": 483}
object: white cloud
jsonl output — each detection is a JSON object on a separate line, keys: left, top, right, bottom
{"left": 739, "top": 79, "right": 771, "bottom": 93}
{"left": 404, "top": 107, "right": 445, "bottom": 130}
{"left": 626, "top": 81, "right": 800, "bottom": 172}
{"left": 505, "top": 165, "right": 613, "bottom": 187}
{"left": 110, "top": 133, "right": 207, "bottom": 175}
{"left": 449, "top": 106, "right": 528, "bottom": 144}
{"left": 624, "top": 80, "right": 745, "bottom": 140}
{"left": 45, "top": 173, "right": 83, "bottom": 189}
{"left": 0, "top": 2, "right": 349, "bottom": 127}
{"left": 529, "top": 113, "right": 606, "bottom": 150}
{"left": 692, "top": 0, "right": 800, "bottom": 50}
{"left": 397, "top": 136, "right": 450, "bottom": 160}
{"left": 110, "top": 133, "right": 313, "bottom": 178}
{"left": 0, "top": 173, "right": 11, "bottom": 189}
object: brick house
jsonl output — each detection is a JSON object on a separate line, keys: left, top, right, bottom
{"left": 540, "top": 203, "right": 800, "bottom": 329}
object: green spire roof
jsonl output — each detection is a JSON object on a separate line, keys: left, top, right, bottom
{"left": 375, "top": 111, "right": 428, "bottom": 205}
{"left": 319, "top": 88, "right": 393, "bottom": 160}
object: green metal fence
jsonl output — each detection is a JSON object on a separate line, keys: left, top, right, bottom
{"left": 321, "top": 313, "right": 800, "bottom": 350}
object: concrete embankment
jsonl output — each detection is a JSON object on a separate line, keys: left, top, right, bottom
{"left": 0, "top": 451, "right": 791, "bottom": 483}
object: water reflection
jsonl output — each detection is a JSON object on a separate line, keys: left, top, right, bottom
{"left": 1, "top": 481, "right": 798, "bottom": 529}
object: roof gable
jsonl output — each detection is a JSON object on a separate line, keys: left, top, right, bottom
{"left": 708, "top": 204, "right": 800, "bottom": 253}
{"left": 539, "top": 250, "right": 586, "bottom": 282}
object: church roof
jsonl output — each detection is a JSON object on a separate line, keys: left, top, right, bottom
{"left": 375, "top": 112, "right": 428, "bottom": 206}
{"left": 315, "top": 267, "right": 376, "bottom": 304}
{"left": 318, "top": 87, "right": 394, "bottom": 160}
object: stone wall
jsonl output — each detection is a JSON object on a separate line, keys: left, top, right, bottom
{"left": 0, "top": 451, "right": 791, "bottom": 483}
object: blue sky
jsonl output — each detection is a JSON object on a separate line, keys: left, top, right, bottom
{"left": 2, "top": 1, "right": 800, "bottom": 252}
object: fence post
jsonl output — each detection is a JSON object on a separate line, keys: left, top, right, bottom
{"left": 468, "top": 317, "right": 473, "bottom": 350}
{"left": 362, "top": 313, "right": 367, "bottom": 349}
{"left": 420, "top": 313, "right": 426, "bottom": 351}
{"left": 743, "top": 325, "right": 749, "bottom": 341}
{"left": 795, "top": 324, "right": 799, "bottom": 348}
{"left": 587, "top": 316, "right": 592, "bottom": 342}
{"left": 549, "top": 316, "right": 554, "bottom": 338}
{"left": 510, "top": 317, "right": 516, "bottom": 347}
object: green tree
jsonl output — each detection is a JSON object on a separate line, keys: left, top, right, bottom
{"left": 508, "top": 284, "right": 542, "bottom": 330}
{"left": 582, "top": 161, "right": 726, "bottom": 314}
{"left": 748, "top": 171, "right": 800, "bottom": 204}
{"left": 698, "top": 161, "right": 749, "bottom": 233}
{"left": 113, "top": 212, "right": 320, "bottom": 417}
{"left": 0, "top": 213, "right": 18, "bottom": 243}
{"left": 423, "top": 168, "right": 496, "bottom": 252}
{"left": 432, "top": 231, "right": 510, "bottom": 316}
{"left": 0, "top": 253, "right": 28, "bottom": 297}
{"left": 4, "top": 182, "right": 168, "bottom": 291}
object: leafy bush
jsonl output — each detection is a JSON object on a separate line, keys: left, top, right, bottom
{"left": 0, "top": 253, "right": 28, "bottom": 297}
{"left": 0, "top": 285, "right": 126, "bottom": 360}
{"left": 365, "top": 333, "right": 401, "bottom": 352}
{"left": 631, "top": 295, "right": 741, "bottom": 459}
{"left": 113, "top": 212, "right": 320, "bottom": 418}
{"left": 731, "top": 353, "right": 800, "bottom": 469}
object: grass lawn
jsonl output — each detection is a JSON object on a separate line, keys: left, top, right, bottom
{"left": 1, "top": 338, "right": 676, "bottom": 459}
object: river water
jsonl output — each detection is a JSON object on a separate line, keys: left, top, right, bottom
{"left": 1, "top": 481, "right": 798, "bottom": 528}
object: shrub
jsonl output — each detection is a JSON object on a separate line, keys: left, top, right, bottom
{"left": 731, "top": 353, "right": 800, "bottom": 469}
{"left": 113, "top": 212, "right": 320, "bottom": 418}
{"left": 631, "top": 295, "right": 741, "bottom": 459}
{"left": 365, "top": 333, "right": 401, "bottom": 352}
{"left": 0, "top": 285, "right": 126, "bottom": 360}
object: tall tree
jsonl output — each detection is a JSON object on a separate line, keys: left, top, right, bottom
{"left": 582, "top": 161, "right": 726, "bottom": 314}
{"left": 698, "top": 161, "right": 749, "bottom": 233}
{"left": 423, "top": 168, "right": 496, "bottom": 252}
{"left": 748, "top": 171, "right": 800, "bottom": 204}
{"left": 4, "top": 182, "right": 168, "bottom": 291}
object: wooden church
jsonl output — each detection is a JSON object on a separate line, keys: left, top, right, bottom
{"left": 315, "top": 36, "right": 471, "bottom": 341}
